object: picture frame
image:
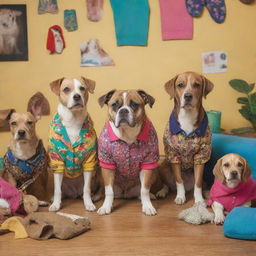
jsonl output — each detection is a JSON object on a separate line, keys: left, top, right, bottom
{"left": 0, "top": 4, "right": 28, "bottom": 61}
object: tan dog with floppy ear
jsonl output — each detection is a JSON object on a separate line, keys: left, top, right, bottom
{"left": 208, "top": 153, "right": 256, "bottom": 225}
{"left": 48, "top": 77, "right": 99, "bottom": 213}
{"left": 2, "top": 92, "right": 50, "bottom": 200}
{"left": 159, "top": 72, "right": 214, "bottom": 205}
{"left": 0, "top": 109, "right": 15, "bottom": 130}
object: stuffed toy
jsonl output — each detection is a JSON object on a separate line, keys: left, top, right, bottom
{"left": 1, "top": 212, "right": 91, "bottom": 240}
{"left": 46, "top": 25, "right": 65, "bottom": 54}
{"left": 178, "top": 201, "right": 214, "bottom": 225}
{"left": 0, "top": 177, "right": 43, "bottom": 222}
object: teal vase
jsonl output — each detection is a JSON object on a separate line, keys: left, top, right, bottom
{"left": 206, "top": 110, "right": 221, "bottom": 133}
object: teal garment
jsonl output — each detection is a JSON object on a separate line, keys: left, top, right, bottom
{"left": 49, "top": 113, "right": 97, "bottom": 178}
{"left": 0, "top": 157, "right": 4, "bottom": 170}
{"left": 110, "top": 0, "right": 150, "bottom": 46}
{"left": 64, "top": 9, "right": 78, "bottom": 32}
{"left": 223, "top": 207, "right": 256, "bottom": 240}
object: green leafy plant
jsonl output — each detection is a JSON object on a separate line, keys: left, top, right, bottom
{"left": 229, "top": 79, "right": 256, "bottom": 131}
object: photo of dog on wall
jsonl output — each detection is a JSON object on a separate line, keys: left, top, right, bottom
{"left": 0, "top": 5, "right": 28, "bottom": 61}
{"left": 80, "top": 39, "right": 114, "bottom": 67}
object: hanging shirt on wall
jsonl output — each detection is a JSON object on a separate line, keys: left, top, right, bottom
{"left": 110, "top": 0, "right": 150, "bottom": 46}
{"left": 159, "top": 0, "right": 193, "bottom": 40}
{"left": 38, "top": 0, "right": 58, "bottom": 14}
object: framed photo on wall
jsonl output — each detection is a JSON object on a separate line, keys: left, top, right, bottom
{"left": 0, "top": 4, "right": 28, "bottom": 61}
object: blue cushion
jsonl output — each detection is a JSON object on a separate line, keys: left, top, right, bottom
{"left": 223, "top": 206, "right": 256, "bottom": 240}
{"left": 204, "top": 134, "right": 256, "bottom": 186}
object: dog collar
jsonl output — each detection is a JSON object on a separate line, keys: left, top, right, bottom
{"left": 169, "top": 111, "right": 208, "bottom": 137}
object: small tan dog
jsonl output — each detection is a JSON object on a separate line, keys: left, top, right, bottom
{"left": 97, "top": 89, "right": 161, "bottom": 216}
{"left": 0, "top": 8, "right": 22, "bottom": 54}
{"left": 48, "top": 77, "right": 100, "bottom": 212}
{"left": 2, "top": 92, "right": 50, "bottom": 200}
{"left": 208, "top": 153, "right": 256, "bottom": 224}
{"left": 159, "top": 72, "right": 214, "bottom": 205}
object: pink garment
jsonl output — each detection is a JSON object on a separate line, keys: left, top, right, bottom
{"left": 159, "top": 0, "right": 193, "bottom": 40}
{"left": 0, "top": 177, "right": 21, "bottom": 213}
{"left": 98, "top": 118, "right": 159, "bottom": 187}
{"left": 207, "top": 176, "right": 256, "bottom": 212}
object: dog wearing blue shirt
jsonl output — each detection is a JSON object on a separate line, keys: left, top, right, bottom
{"left": 158, "top": 72, "right": 214, "bottom": 205}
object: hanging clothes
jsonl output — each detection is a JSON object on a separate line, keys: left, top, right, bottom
{"left": 159, "top": 0, "right": 193, "bottom": 40}
{"left": 110, "top": 0, "right": 150, "bottom": 46}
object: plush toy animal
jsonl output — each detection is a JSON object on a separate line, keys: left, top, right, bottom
{"left": 178, "top": 201, "right": 214, "bottom": 225}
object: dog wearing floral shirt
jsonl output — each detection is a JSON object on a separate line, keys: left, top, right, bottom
{"left": 159, "top": 72, "right": 214, "bottom": 205}
{"left": 48, "top": 77, "right": 99, "bottom": 212}
{"left": 97, "top": 89, "right": 160, "bottom": 216}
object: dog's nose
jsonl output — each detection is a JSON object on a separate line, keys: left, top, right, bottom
{"left": 184, "top": 93, "right": 193, "bottom": 102}
{"left": 230, "top": 171, "right": 238, "bottom": 179}
{"left": 73, "top": 94, "right": 81, "bottom": 101}
{"left": 18, "top": 130, "right": 26, "bottom": 137}
{"left": 119, "top": 108, "right": 129, "bottom": 115}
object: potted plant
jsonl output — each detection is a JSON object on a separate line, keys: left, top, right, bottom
{"left": 229, "top": 79, "right": 256, "bottom": 135}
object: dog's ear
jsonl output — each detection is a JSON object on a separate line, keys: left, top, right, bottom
{"left": 164, "top": 75, "right": 178, "bottom": 99}
{"left": 50, "top": 78, "right": 65, "bottom": 96}
{"left": 27, "top": 92, "right": 50, "bottom": 121}
{"left": 0, "top": 109, "right": 15, "bottom": 128}
{"left": 241, "top": 156, "right": 252, "bottom": 182}
{"left": 137, "top": 90, "right": 155, "bottom": 108}
{"left": 202, "top": 76, "right": 214, "bottom": 99}
{"left": 213, "top": 158, "right": 225, "bottom": 184}
{"left": 98, "top": 90, "right": 116, "bottom": 108}
{"left": 80, "top": 77, "right": 96, "bottom": 94}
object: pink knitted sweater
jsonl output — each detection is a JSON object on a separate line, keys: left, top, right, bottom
{"left": 207, "top": 176, "right": 256, "bottom": 212}
{"left": 0, "top": 177, "right": 21, "bottom": 213}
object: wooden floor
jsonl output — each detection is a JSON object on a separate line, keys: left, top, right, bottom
{"left": 0, "top": 194, "right": 255, "bottom": 256}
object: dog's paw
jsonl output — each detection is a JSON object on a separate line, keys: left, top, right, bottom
{"left": 214, "top": 214, "right": 225, "bottom": 225}
{"left": 84, "top": 202, "right": 96, "bottom": 212}
{"left": 142, "top": 203, "right": 157, "bottom": 216}
{"left": 156, "top": 185, "right": 169, "bottom": 198}
{"left": 174, "top": 195, "right": 186, "bottom": 205}
{"left": 49, "top": 202, "right": 61, "bottom": 212}
{"left": 97, "top": 205, "right": 112, "bottom": 215}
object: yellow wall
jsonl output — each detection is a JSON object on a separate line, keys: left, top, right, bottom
{"left": 0, "top": 0, "right": 256, "bottom": 156}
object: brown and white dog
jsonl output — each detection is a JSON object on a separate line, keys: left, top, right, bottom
{"left": 159, "top": 72, "right": 214, "bottom": 205}
{"left": 48, "top": 77, "right": 100, "bottom": 212}
{"left": 1, "top": 92, "right": 50, "bottom": 200}
{"left": 208, "top": 153, "right": 256, "bottom": 224}
{"left": 97, "top": 89, "right": 161, "bottom": 216}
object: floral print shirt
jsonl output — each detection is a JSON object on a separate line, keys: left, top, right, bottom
{"left": 98, "top": 118, "right": 159, "bottom": 185}
{"left": 49, "top": 113, "right": 97, "bottom": 178}
{"left": 163, "top": 111, "right": 212, "bottom": 170}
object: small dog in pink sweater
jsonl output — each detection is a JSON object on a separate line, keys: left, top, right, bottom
{"left": 208, "top": 153, "right": 256, "bottom": 225}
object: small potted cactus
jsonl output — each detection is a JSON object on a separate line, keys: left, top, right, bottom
{"left": 229, "top": 79, "right": 256, "bottom": 135}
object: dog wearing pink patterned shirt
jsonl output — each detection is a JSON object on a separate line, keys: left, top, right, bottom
{"left": 97, "top": 89, "right": 162, "bottom": 216}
